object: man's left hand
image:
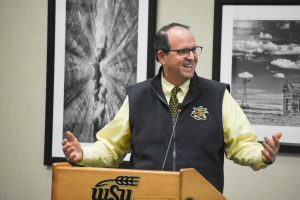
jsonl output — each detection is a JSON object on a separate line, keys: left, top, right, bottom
{"left": 261, "top": 132, "right": 282, "bottom": 164}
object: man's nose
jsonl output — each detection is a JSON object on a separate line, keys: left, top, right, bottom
{"left": 186, "top": 50, "right": 196, "bottom": 59}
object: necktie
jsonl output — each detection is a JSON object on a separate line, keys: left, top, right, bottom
{"left": 169, "top": 87, "right": 180, "bottom": 118}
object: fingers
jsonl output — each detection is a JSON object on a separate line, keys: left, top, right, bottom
{"left": 63, "top": 142, "right": 73, "bottom": 157}
{"left": 261, "top": 132, "right": 282, "bottom": 164}
{"left": 66, "top": 131, "right": 75, "bottom": 141}
{"left": 263, "top": 139, "right": 275, "bottom": 157}
{"left": 61, "top": 131, "right": 83, "bottom": 163}
{"left": 261, "top": 149, "right": 270, "bottom": 163}
{"left": 61, "top": 132, "right": 74, "bottom": 154}
{"left": 63, "top": 143, "right": 80, "bottom": 162}
{"left": 262, "top": 141, "right": 275, "bottom": 163}
{"left": 261, "top": 147, "right": 274, "bottom": 163}
{"left": 272, "top": 132, "right": 282, "bottom": 148}
{"left": 69, "top": 150, "right": 83, "bottom": 163}
{"left": 65, "top": 146, "right": 78, "bottom": 162}
{"left": 264, "top": 137, "right": 275, "bottom": 151}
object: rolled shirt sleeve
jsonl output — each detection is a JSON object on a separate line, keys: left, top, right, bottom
{"left": 222, "top": 90, "right": 267, "bottom": 170}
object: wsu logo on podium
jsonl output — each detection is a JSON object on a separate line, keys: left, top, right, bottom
{"left": 92, "top": 176, "right": 140, "bottom": 200}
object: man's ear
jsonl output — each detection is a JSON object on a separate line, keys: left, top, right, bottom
{"left": 157, "top": 50, "right": 167, "bottom": 64}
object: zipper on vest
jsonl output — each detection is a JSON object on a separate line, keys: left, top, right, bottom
{"left": 161, "top": 107, "right": 181, "bottom": 171}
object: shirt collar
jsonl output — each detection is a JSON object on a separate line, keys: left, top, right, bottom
{"left": 161, "top": 73, "right": 190, "bottom": 97}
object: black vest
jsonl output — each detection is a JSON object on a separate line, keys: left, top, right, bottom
{"left": 127, "top": 70, "right": 229, "bottom": 192}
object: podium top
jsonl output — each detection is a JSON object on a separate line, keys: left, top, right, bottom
{"left": 52, "top": 162, "right": 225, "bottom": 200}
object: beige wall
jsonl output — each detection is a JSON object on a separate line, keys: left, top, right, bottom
{"left": 0, "top": 0, "right": 299, "bottom": 199}
{"left": 156, "top": 0, "right": 215, "bottom": 78}
{"left": 0, "top": 0, "right": 52, "bottom": 199}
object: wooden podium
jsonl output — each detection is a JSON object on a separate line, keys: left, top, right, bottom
{"left": 52, "top": 162, "right": 226, "bottom": 200}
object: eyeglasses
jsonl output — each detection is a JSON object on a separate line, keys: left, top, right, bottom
{"left": 168, "top": 46, "right": 203, "bottom": 57}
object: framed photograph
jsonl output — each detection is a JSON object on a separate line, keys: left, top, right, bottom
{"left": 44, "top": 0, "right": 157, "bottom": 165}
{"left": 213, "top": 0, "right": 300, "bottom": 152}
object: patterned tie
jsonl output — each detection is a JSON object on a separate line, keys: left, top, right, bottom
{"left": 169, "top": 87, "right": 180, "bottom": 118}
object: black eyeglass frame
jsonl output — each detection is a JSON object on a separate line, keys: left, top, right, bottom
{"left": 168, "top": 46, "right": 203, "bottom": 57}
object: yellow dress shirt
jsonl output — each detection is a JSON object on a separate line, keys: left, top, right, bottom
{"left": 80, "top": 75, "right": 267, "bottom": 170}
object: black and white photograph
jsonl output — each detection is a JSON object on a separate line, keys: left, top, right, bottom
{"left": 213, "top": 1, "right": 300, "bottom": 149}
{"left": 63, "top": 0, "right": 139, "bottom": 143}
{"left": 44, "top": 0, "right": 157, "bottom": 164}
{"left": 231, "top": 20, "right": 300, "bottom": 127}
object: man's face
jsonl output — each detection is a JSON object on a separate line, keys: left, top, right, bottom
{"left": 160, "top": 27, "right": 198, "bottom": 86}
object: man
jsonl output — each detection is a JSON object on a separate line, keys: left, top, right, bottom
{"left": 62, "top": 23, "right": 282, "bottom": 192}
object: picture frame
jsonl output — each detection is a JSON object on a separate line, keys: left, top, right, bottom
{"left": 44, "top": 0, "right": 157, "bottom": 165}
{"left": 212, "top": 0, "right": 300, "bottom": 153}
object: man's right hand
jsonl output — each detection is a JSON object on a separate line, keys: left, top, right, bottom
{"left": 62, "top": 131, "right": 83, "bottom": 163}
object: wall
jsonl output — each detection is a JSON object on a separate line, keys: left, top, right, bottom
{"left": 0, "top": 0, "right": 299, "bottom": 199}
{"left": 0, "top": 0, "right": 52, "bottom": 199}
